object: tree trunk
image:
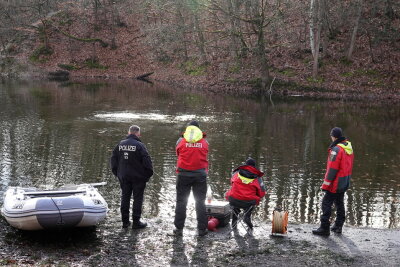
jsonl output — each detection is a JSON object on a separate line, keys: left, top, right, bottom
{"left": 320, "top": 0, "right": 328, "bottom": 58}
{"left": 258, "top": 25, "right": 270, "bottom": 92}
{"left": 108, "top": 0, "right": 117, "bottom": 49}
{"left": 310, "top": 0, "right": 322, "bottom": 78}
{"left": 0, "top": 35, "right": 6, "bottom": 51}
{"left": 309, "top": 0, "right": 316, "bottom": 57}
{"left": 346, "top": 0, "right": 363, "bottom": 60}
{"left": 176, "top": 2, "right": 188, "bottom": 60}
{"left": 226, "top": 0, "right": 239, "bottom": 59}
{"left": 91, "top": 43, "right": 97, "bottom": 63}
{"left": 385, "top": 0, "right": 395, "bottom": 22}
{"left": 193, "top": 13, "right": 207, "bottom": 63}
{"left": 41, "top": 19, "right": 50, "bottom": 50}
{"left": 312, "top": 23, "right": 321, "bottom": 78}
{"left": 93, "top": 0, "right": 100, "bottom": 29}
{"left": 233, "top": 1, "right": 247, "bottom": 57}
{"left": 367, "top": 33, "right": 376, "bottom": 63}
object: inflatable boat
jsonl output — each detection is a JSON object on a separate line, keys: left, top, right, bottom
{"left": 1, "top": 183, "right": 108, "bottom": 230}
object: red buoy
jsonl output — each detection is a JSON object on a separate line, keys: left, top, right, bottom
{"left": 207, "top": 217, "right": 219, "bottom": 231}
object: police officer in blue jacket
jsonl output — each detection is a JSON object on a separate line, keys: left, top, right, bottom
{"left": 111, "top": 125, "right": 153, "bottom": 229}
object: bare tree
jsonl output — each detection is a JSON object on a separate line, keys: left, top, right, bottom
{"left": 210, "top": 0, "right": 284, "bottom": 91}
{"left": 346, "top": 0, "right": 363, "bottom": 60}
{"left": 175, "top": 0, "right": 189, "bottom": 60}
{"left": 188, "top": 0, "right": 208, "bottom": 63}
{"left": 309, "top": 0, "right": 323, "bottom": 78}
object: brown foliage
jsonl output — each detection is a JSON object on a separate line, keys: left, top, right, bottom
{"left": 5, "top": 0, "right": 400, "bottom": 102}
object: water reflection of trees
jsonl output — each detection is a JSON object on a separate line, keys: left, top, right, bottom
{"left": 0, "top": 81, "right": 398, "bottom": 228}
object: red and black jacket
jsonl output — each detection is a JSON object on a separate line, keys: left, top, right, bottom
{"left": 321, "top": 138, "right": 354, "bottom": 193}
{"left": 225, "top": 165, "right": 266, "bottom": 205}
{"left": 176, "top": 127, "right": 209, "bottom": 173}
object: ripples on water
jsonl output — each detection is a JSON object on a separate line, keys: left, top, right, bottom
{"left": 92, "top": 112, "right": 217, "bottom": 123}
{"left": 0, "top": 80, "right": 399, "bottom": 229}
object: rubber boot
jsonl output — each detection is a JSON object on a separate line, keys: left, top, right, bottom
{"left": 122, "top": 221, "right": 131, "bottom": 229}
{"left": 173, "top": 228, "right": 183, "bottom": 236}
{"left": 331, "top": 224, "right": 342, "bottom": 233}
{"left": 312, "top": 226, "right": 330, "bottom": 236}
{"left": 198, "top": 229, "right": 208, "bottom": 237}
{"left": 132, "top": 220, "right": 147, "bottom": 229}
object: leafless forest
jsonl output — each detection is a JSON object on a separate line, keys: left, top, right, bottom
{"left": 0, "top": 0, "right": 399, "bottom": 97}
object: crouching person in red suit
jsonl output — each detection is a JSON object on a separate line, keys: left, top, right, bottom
{"left": 225, "top": 158, "right": 266, "bottom": 230}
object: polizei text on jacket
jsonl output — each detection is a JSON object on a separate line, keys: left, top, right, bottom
{"left": 119, "top": 145, "right": 136, "bottom": 151}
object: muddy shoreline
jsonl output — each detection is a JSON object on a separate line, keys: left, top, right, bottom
{"left": 58, "top": 72, "right": 400, "bottom": 103}
{"left": 1, "top": 64, "right": 399, "bottom": 103}
{"left": 153, "top": 76, "right": 400, "bottom": 104}
{"left": 1, "top": 213, "right": 399, "bottom": 266}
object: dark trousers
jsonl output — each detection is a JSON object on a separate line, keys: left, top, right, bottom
{"left": 120, "top": 178, "right": 147, "bottom": 224}
{"left": 174, "top": 174, "right": 207, "bottom": 230}
{"left": 232, "top": 206, "right": 254, "bottom": 228}
{"left": 320, "top": 191, "right": 346, "bottom": 229}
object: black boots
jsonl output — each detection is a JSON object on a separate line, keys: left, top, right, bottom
{"left": 132, "top": 220, "right": 147, "bottom": 229}
{"left": 312, "top": 224, "right": 342, "bottom": 235}
{"left": 173, "top": 228, "right": 183, "bottom": 236}
{"left": 198, "top": 229, "right": 208, "bottom": 237}
{"left": 123, "top": 221, "right": 147, "bottom": 229}
{"left": 331, "top": 224, "right": 342, "bottom": 233}
{"left": 312, "top": 227, "right": 330, "bottom": 236}
{"left": 122, "top": 221, "right": 131, "bottom": 228}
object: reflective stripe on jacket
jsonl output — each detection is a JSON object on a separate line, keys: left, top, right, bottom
{"left": 225, "top": 166, "right": 266, "bottom": 205}
{"left": 176, "top": 126, "right": 209, "bottom": 172}
{"left": 321, "top": 141, "right": 354, "bottom": 193}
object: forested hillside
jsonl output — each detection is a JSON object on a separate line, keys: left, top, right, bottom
{"left": 0, "top": 0, "right": 399, "bottom": 99}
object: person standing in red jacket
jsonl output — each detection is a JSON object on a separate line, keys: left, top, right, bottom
{"left": 313, "top": 127, "right": 354, "bottom": 236}
{"left": 225, "top": 158, "right": 266, "bottom": 230}
{"left": 173, "top": 120, "right": 209, "bottom": 237}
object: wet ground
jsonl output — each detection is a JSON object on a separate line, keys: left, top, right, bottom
{"left": 1, "top": 213, "right": 399, "bottom": 267}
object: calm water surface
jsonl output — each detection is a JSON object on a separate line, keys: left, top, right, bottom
{"left": 0, "top": 80, "right": 399, "bottom": 229}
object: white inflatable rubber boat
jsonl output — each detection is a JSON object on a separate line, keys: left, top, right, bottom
{"left": 1, "top": 183, "right": 108, "bottom": 230}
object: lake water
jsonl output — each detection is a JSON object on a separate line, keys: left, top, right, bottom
{"left": 0, "top": 79, "right": 399, "bottom": 229}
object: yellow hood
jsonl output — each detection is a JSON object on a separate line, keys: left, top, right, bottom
{"left": 338, "top": 141, "right": 353, "bottom": 155}
{"left": 183, "top": 125, "right": 203, "bottom": 143}
{"left": 238, "top": 173, "right": 254, "bottom": 184}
